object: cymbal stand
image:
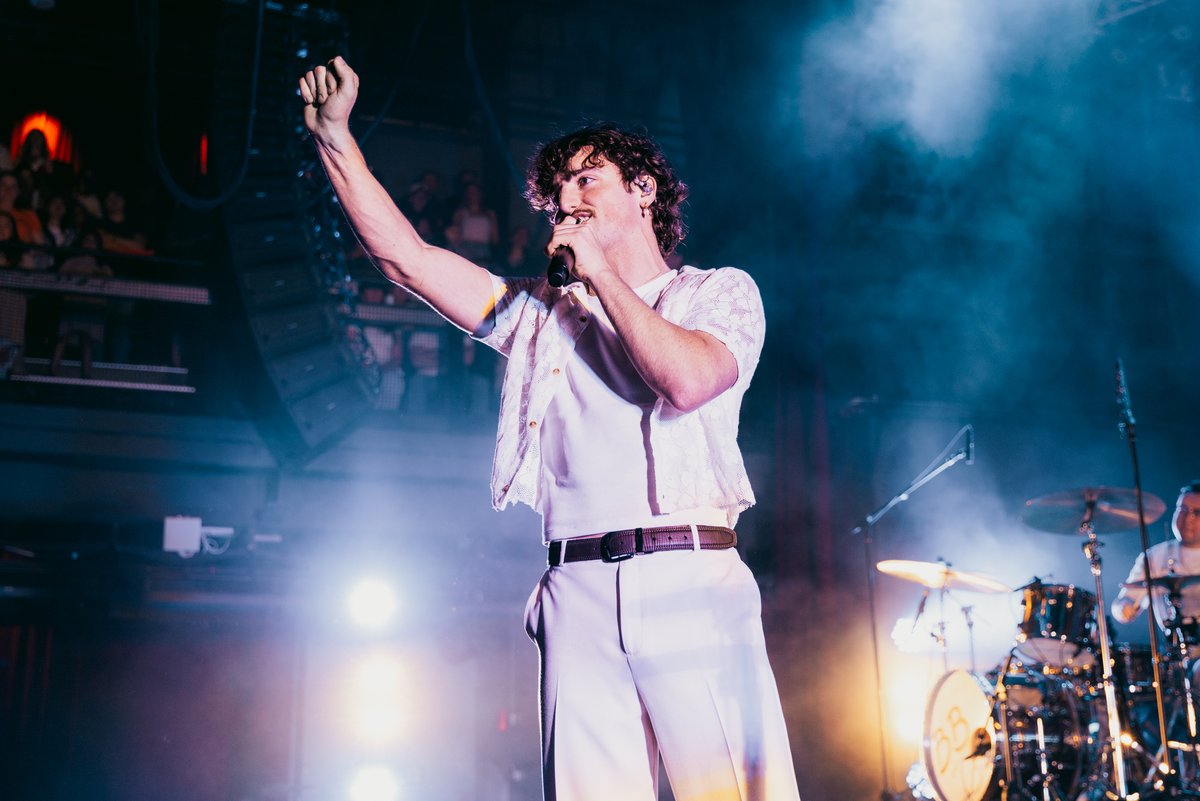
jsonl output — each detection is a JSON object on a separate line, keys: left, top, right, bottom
{"left": 931, "top": 567, "right": 950, "bottom": 673}
{"left": 852, "top": 425, "right": 973, "bottom": 801}
{"left": 1163, "top": 619, "right": 1200, "bottom": 791}
{"left": 994, "top": 649, "right": 1017, "bottom": 801}
{"left": 1166, "top": 593, "right": 1198, "bottom": 744}
{"left": 1177, "top": 630, "right": 1199, "bottom": 743}
{"left": 961, "top": 603, "right": 977, "bottom": 674}
{"left": 1080, "top": 511, "right": 1130, "bottom": 799}
{"left": 1035, "top": 715, "right": 1065, "bottom": 801}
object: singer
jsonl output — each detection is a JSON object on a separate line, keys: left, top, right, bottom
{"left": 300, "top": 57, "right": 800, "bottom": 801}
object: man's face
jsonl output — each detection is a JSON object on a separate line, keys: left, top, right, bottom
{"left": 1174, "top": 490, "right": 1200, "bottom": 546}
{"left": 104, "top": 191, "right": 126, "bottom": 216}
{"left": 554, "top": 148, "right": 643, "bottom": 247}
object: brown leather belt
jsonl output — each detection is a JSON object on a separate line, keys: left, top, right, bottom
{"left": 547, "top": 525, "right": 737, "bottom": 565}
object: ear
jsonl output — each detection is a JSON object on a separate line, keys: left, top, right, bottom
{"left": 633, "top": 174, "right": 656, "bottom": 204}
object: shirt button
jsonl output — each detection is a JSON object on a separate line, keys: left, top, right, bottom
{"left": 578, "top": 315, "right": 587, "bottom": 322}
{"left": 502, "top": 484, "right": 510, "bottom": 492}
{"left": 552, "top": 368, "right": 561, "bottom": 376}
{"left": 529, "top": 421, "right": 538, "bottom": 429}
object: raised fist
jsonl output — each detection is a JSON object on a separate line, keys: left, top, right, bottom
{"left": 298, "top": 56, "right": 359, "bottom": 142}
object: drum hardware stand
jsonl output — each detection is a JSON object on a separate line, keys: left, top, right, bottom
{"left": 1081, "top": 514, "right": 1132, "bottom": 799}
{"left": 1167, "top": 607, "right": 1199, "bottom": 743}
{"left": 996, "top": 649, "right": 1018, "bottom": 801}
{"left": 852, "top": 424, "right": 974, "bottom": 801}
{"left": 1179, "top": 643, "right": 1198, "bottom": 744}
{"left": 962, "top": 604, "right": 977, "bottom": 674}
{"left": 933, "top": 565, "right": 951, "bottom": 673}
{"left": 1114, "top": 360, "right": 1197, "bottom": 799}
{"left": 1035, "top": 716, "right": 1066, "bottom": 801}
{"left": 1145, "top": 613, "right": 1200, "bottom": 792}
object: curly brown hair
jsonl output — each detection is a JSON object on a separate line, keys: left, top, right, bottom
{"left": 524, "top": 124, "right": 688, "bottom": 256}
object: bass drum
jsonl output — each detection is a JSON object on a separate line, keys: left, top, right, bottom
{"left": 923, "top": 669, "right": 1091, "bottom": 801}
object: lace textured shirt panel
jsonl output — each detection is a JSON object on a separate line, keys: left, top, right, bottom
{"left": 475, "top": 265, "right": 766, "bottom": 521}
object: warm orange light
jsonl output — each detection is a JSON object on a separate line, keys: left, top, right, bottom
{"left": 11, "top": 112, "right": 75, "bottom": 166}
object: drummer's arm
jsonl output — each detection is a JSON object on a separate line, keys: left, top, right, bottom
{"left": 1112, "top": 591, "right": 1143, "bottom": 623}
{"left": 1111, "top": 555, "right": 1147, "bottom": 623}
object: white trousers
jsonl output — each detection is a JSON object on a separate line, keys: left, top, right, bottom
{"left": 524, "top": 548, "right": 802, "bottom": 801}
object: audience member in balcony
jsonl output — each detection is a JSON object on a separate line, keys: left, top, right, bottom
{"left": 417, "top": 169, "right": 444, "bottom": 203}
{"left": 402, "top": 327, "right": 443, "bottom": 414}
{"left": 0, "top": 211, "right": 34, "bottom": 269}
{"left": 68, "top": 194, "right": 94, "bottom": 235}
{"left": 96, "top": 187, "right": 151, "bottom": 254}
{"left": 16, "top": 130, "right": 50, "bottom": 176}
{"left": 56, "top": 227, "right": 109, "bottom": 275}
{"left": 40, "top": 194, "right": 79, "bottom": 253}
{"left": 0, "top": 171, "right": 45, "bottom": 246}
{"left": 449, "top": 182, "right": 498, "bottom": 265}
{"left": 52, "top": 228, "right": 113, "bottom": 378}
{"left": 0, "top": 210, "right": 36, "bottom": 373}
{"left": 447, "top": 168, "right": 473, "bottom": 208}
{"left": 362, "top": 324, "right": 405, "bottom": 410}
{"left": 15, "top": 130, "right": 52, "bottom": 202}
{"left": 400, "top": 182, "right": 442, "bottom": 246}
{"left": 14, "top": 163, "right": 42, "bottom": 211}
{"left": 502, "top": 223, "right": 543, "bottom": 276}
{"left": 73, "top": 169, "right": 103, "bottom": 221}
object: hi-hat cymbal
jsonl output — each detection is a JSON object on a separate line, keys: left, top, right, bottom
{"left": 876, "top": 559, "right": 1012, "bottom": 594}
{"left": 1021, "top": 486, "right": 1165, "bottom": 535}
{"left": 1121, "top": 575, "right": 1200, "bottom": 593}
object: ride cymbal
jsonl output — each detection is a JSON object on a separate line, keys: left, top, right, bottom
{"left": 1021, "top": 486, "right": 1165, "bottom": 535}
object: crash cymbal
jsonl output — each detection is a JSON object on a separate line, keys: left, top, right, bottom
{"left": 876, "top": 559, "right": 1012, "bottom": 594}
{"left": 1121, "top": 575, "right": 1200, "bottom": 593}
{"left": 1021, "top": 486, "right": 1165, "bottom": 535}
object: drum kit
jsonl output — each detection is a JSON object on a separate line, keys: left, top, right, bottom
{"left": 883, "top": 486, "right": 1200, "bottom": 801}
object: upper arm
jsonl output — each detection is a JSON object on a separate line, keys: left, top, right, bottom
{"left": 378, "top": 243, "right": 502, "bottom": 337}
{"left": 678, "top": 269, "right": 766, "bottom": 388}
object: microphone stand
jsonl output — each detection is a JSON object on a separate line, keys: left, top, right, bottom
{"left": 1116, "top": 359, "right": 1188, "bottom": 797}
{"left": 852, "top": 426, "right": 973, "bottom": 801}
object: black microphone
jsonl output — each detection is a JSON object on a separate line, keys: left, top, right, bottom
{"left": 547, "top": 245, "right": 574, "bottom": 288}
{"left": 1115, "top": 358, "right": 1135, "bottom": 427}
{"left": 965, "top": 424, "right": 975, "bottom": 466}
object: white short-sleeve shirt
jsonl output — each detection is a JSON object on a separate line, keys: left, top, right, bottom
{"left": 475, "top": 265, "right": 765, "bottom": 537}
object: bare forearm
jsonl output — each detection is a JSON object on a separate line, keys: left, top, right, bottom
{"left": 310, "top": 132, "right": 498, "bottom": 334}
{"left": 300, "top": 58, "right": 499, "bottom": 335}
{"left": 312, "top": 133, "right": 423, "bottom": 284}
{"left": 590, "top": 271, "right": 736, "bottom": 412}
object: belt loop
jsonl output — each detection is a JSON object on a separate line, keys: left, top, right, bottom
{"left": 689, "top": 523, "right": 701, "bottom": 551}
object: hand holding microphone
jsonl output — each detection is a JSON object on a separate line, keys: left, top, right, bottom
{"left": 546, "top": 212, "right": 593, "bottom": 287}
{"left": 547, "top": 245, "right": 574, "bottom": 287}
